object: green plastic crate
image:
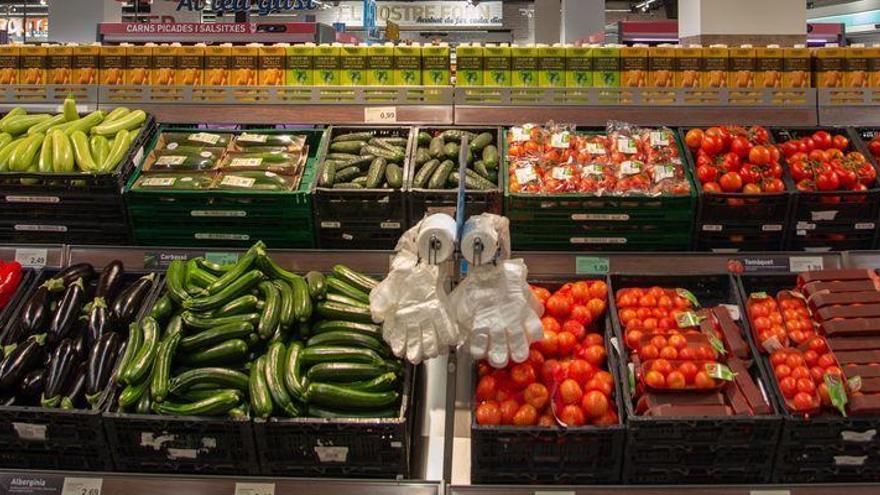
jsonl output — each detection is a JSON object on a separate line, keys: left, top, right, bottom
{"left": 125, "top": 127, "right": 325, "bottom": 248}
{"left": 503, "top": 129, "right": 697, "bottom": 251}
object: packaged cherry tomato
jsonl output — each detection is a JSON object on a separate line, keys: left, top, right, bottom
{"left": 638, "top": 358, "right": 729, "bottom": 392}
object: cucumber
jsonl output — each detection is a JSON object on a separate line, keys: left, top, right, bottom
{"left": 439, "top": 129, "right": 476, "bottom": 143}
{"left": 482, "top": 144, "right": 499, "bottom": 168}
{"left": 182, "top": 312, "right": 260, "bottom": 331}
{"left": 339, "top": 155, "right": 375, "bottom": 170}
{"left": 469, "top": 132, "right": 494, "bottom": 152}
{"left": 444, "top": 141, "right": 460, "bottom": 160}
{"left": 329, "top": 140, "right": 366, "bottom": 154}
{"left": 326, "top": 152, "right": 360, "bottom": 162}
{"left": 333, "top": 183, "right": 363, "bottom": 189}
{"left": 417, "top": 131, "right": 432, "bottom": 146}
{"left": 333, "top": 131, "right": 374, "bottom": 142}
{"left": 300, "top": 345, "right": 384, "bottom": 366}
{"left": 305, "top": 271, "right": 326, "bottom": 300}
{"left": 325, "top": 276, "right": 370, "bottom": 303}
{"left": 250, "top": 355, "right": 273, "bottom": 418}
{"left": 413, "top": 159, "right": 439, "bottom": 189}
{"left": 266, "top": 342, "right": 302, "bottom": 416}
{"left": 414, "top": 147, "right": 431, "bottom": 166}
{"left": 179, "top": 339, "right": 249, "bottom": 367}
{"left": 473, "top": 160, "right": 491, "bottom": 180}
{"left": 373, "top": 137, "right": 408, "bottom": 148}
{"left": 272, "top": 280, "right": 295, "bottom": 331}
{"left": 385, "top": 163, "right": 403, "bottom": 188}
{"left": 307, "top": 331, "right": 387, "bottom": 355}
{"left": 348, "top": 372, "right": 399, "bottom": 392}
{"left": 307, "top": 405, "right": 397, "bottom": 419}
{"left": 361, "top": 145, "right": 404, "bottom": 163}
{"left": 326, "top": 292, "right": 370, "bottom": 309}
{"left": 283, "top": 341, "right": 306, "bottom": 400}
{"left": 121, "top": 317, "right": 160, "bottom": 385}
{"left": 450, "top": 171, "right": 495, "bottom": 191}
{"left": 428, "top": 160, "right": 454, "bottom": 189}
{"left": 333, "top": 165, "right": 361, "bottom": 183}
{"left": 351, "top": 176, "right": 368, "bottom": 187}
{"left": 306, "top": 382, "right": 399, "bottom": 410}
{"left": 153, "top": 390, "right": 240, "bottom": 416}
{"left": 312, "top": 320, "right": 382, "bottom": 339}
{"left": 179, "top": 322, "right": 255, "bottom": 352}
{"left": 365, "top": 157, "right": 387, "bottom": 189}
{"left": 210, "top": 294, "right": 263, "bottom": 317}
{"left": 332, "top": 265, "right": 379, "bottom": 293}
{"left": 306, "top": 362, "right": 388, "bottom": 383}
{"left": 290, "top": 275, "right": 312, "bottom": 323}
{"left": 256, "top": 281, "right": 280, "bottom": 340}
{"left": 168, "top": 367, "right": 249, "bottom": 395}
{"left": 318, "top": 160, "right": 336, "bottom": 187}
{"left": 428, "top": 136, "right": 444, "bottom": 158}
{"left": 150, "top": 332, "right": 181, "bottom": 403}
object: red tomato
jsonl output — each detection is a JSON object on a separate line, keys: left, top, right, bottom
{"left": 476, "top": 375, "right": 497, "bottom": 402}
{"left": 531, "top": 286, "right": 552, "bottom": 304}
{"left": 659, "top": 346, "right": 679, "bottom": 360}
{"left": 775, "top": 364, "right": 792, "bottom": 378}
{"left": 571, "top": 281, "right": 591, "bottom": 304}
{"left": 475, "top": 401, "right": 502, "bottom": 425}
{"left": 816, "top": 170, "right": 841, "bottom": 191}
{"left": 523, "top": 383, "right": 550, "bottom": 410}
{"left": 796, "top": 378, "right": 817, "bottom": 394}
{"left": 567, "top": 359, "right": 594, "bottom": 384}
{"left": 792, "top": 392, "right": 816, "bottom": 411}
{"left": 568, "top": 307, "right": 592, "bottom": 328}
{"left": 587, "top": 299, "right": 606, "bottom": 320}
{"left": 593, "top": 409, "right": 619, "bottom": 426}
{"left": 582, "top": 390, "right": 610, "bottom": 418}
{"left": 538, "top": 413, "right": 555, "bottom": 427}
{"left": 510, "top": 363, "right": 537, "bottom": 389}
{"left": 645, "top": 370, "right": 666, "bottom": 388}
{"left": 818, "top": 354, "right": 836, "bottom": 369}
{"left": 666, "top": 371, "right": 687, "bottom": 389}
{"left": 650, "top": 335, "right": 668, "bottom": 349}
{"left": 500, "top": 399, "right": 520, "bottom": 425}
{"left": 582, "top": 344, "right": 607, "bottom": 367}
{"left": 584, "top": 333, "right": 605, "bottom": 347}
{"left": 685, "top": 128, "right": 704, "bottom": 149}
{"left": 541, "top": 359, "right": 561, "bottom": 384}
{"left": 694, "top": 370, "right": 716, "bottom": 389}
{"left": 557, "top": 331, "right": 577, "bottom": 356}
{"left": 589, "top": 280, "right": 608, "bottom": 300}
{"left": 541, "top": 316, "right": 561, "bottom": 333}
{"left": 678, "top": 361, "right": 699, "bottom": 383}
{"left": 703, "top": 181, "right": 722, "bottom": 193}
{"left": 512, "top": 404, "right": 539, "bottom": 426}
{"left": 779, "top": 376, "right": 797, "bottom": 398}
{"left": 749, "top": 145, "right": 771, "bottom": 165}
{"left": 696, "top": 165, "right": 717, "bottom": 184}
{"left": 832, "top": 134, "right": 850, "bottom": 151}
{"left": 652, "top": 358, "right": 673, "bottom": 375}
{"left": 639, "top": 344, "right": 659, "bottom": 360}
{"left": 730, "top": 135, "right": 752, "bottom": 158}
{"left": 812, "top": 130, "right": 832, "bottom": 150}
{"left": 546, "top": 294, "right": 572, "bottom": 319}
{"left": 558, "top": 379, "right": 583, "bottom": 405}
{"left": 719, "top": 171, "right": 744, "bottom": 192}
{"left": 540, "top": 330, "right": 559, "bottom": 357}
{"left": 701, "top": 135, "right": 724, "bottom": 156}
{"left": 786, "top": 353, "right": 805, "bottom": 369}
{"left": 559, "top": 404, "right": 586, "bottom": 426}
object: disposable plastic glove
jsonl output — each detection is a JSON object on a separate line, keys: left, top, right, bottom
{"left": 451, "top": 259, "right": 544, "bottom": 368}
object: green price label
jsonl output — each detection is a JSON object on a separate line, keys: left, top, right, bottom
{"left": 705, "top": 362, "right": 735, "bottom": 381}
{"left": 576, "top": 256, "right": 610, "bottom": 275}
{"left": 205, "top": 252, "right": 239, "bottom": 266}
{"left": 825, "top": 373, "right": 848, "bottom": 417}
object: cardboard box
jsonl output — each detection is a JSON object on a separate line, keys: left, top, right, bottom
{"left": 815, "top": 46, "right": 845, "bottom": 88}
{"left": 783, "top": 45, "right": 810, "bottom": 88}
{"left": 368, "top": 43, "right": 394, "bottom": 85}
{"left": 649, "top": 45, "right": 675, "bottom": 88}
{"left": 676, "top": 45, "right": 701, "bottom": 88}
{"left": 394, "top": 43, "right": 421, "bottom": 85}
{"left": 230, "top": 44, "right": 259, "bottom": 86}
{"left": 100, "top": 45, "right": 126, "bottom": 85}
{"left": 176, "top": 44, "right": 204, "bottom": 85}
{"left": 621, "top": 44, "right": 648, "bottom": 87}
{"left": 204, "top": 44, "right": 230, "bottom": 86}
{"left": 19, "top": 45, "right": 46, "bottom": 85}
{"left": 72, "top": 44, "right": 99, "bottom": 85}
{"left": 702, "top": 45, "right": 729, "bottom": 88}
{"left": 565, "top": 44, "right": 592, "bottom": 88}
{"left": 538, "top": 43, "right": 565, "bottom": 87}
{"left": 455, "top": 43, "right": 483, "bottom": 86}
{"left": 756, "top": 46, "right": 783, "bottom": 89}
{"left": 729, "top": 45, "right": 755, "bottom": 88}
{"left": 46, "top": 44, "right": 72, "bottom": 85}
{"left": 0, "top": 45, "right": 19, "bottom": 85}
{"left": 593, "top": 45, "right": 620, "bottom": 87}
{"left": 483, "top": 44, "right": 511, "bottom": 86}
{"left": 421, "top": 43, "right": 450, "bottom": 85}
{"left": 126, "top": 44, "right": 152, "bottom": 86}
{"left": 259, "top": 44, "right": 285, "bottom": 86}
{"left": 340, "top": 43, "right": 367, "bottom": 86}
{"left": 846, "top": 45, "right": 871, "bottom": 88}
{"left": 286, "top": 43, "right": 313, "bottom": 86}
{"left": 152, "top": 44, "right": 176, "bottom": 86}
{"left": 313, "top": 43, "right": 340, "bottom": 86}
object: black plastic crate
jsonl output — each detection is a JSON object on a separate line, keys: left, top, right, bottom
{"left": 0, "top": 113, "right": 157, "bottom": 244}
{"left": 773, "top": 127, "right": 880, "bottom": 231}
{"left": 786, "top": 220, "right": 878, "bottom": 251}
{"left": 695, "top": 222, "right": 787, "bottom": 252}
{"left": 313, "top": 126, "right": 413, "bottom": 249}
{"left": 679, "top": 128, "right": 795, "bottom": 237}
{"left": 610, "top": 273, "right": 782, "bottom": 484}
{"left": 736, "top": 273, "right": 880, "bottom": 483}
{"left": 407, "top": 126, "right": 502, "bottom": 223}
{"left": 254, "top": 365, "right": 416, "bottom": 478}
{"left": 471, "top": 277, "right": 625, "bottom": 485}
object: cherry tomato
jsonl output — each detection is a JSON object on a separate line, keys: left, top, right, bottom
{"left": 694, "top": 370, "right": 716, "bottom": 389}
{"left": 779, "top": 376, "right": 797, "bottom": 398}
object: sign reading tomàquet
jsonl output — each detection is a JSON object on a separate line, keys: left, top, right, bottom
{"left": 314, "top": 1, "right": 503, "bottom": 28}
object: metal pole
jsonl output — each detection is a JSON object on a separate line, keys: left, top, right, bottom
{"left": 22, "top": 0, "right": 27, "bottom": 43}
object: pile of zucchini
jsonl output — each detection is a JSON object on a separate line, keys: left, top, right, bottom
{"left": 412, "top": 129, "right": 498, "bottom": 190}
{"left": 318, "top": 130, "right": 407, "bottom": 190}
{"left": 0, "top": 262, "right": 155, "bottom": 410}
{"left": 118, "top": 241, "right": 403, "bottom": 419}
{"left": 0, "top": 97, "right": 146, "bottom": 176}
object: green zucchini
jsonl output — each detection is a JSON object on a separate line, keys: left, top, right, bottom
{"left": 179, "top": 322, "right": 255, "bottom": 352}
{"left": 385, "top": 163, "right": 403, "bottom": 188}
{"left": 166, "top": 314, "right": 184, "bottom": 337}
{"left": 301, "top": 345, "right": 384, "bottom": 366}
{"left": 153, "top": 390, "right": 240, "bottom": 416}
{"left": 209, "top": 294, "right": 263, "bottom": 317}
{"left": 307, "top": 331, "right": 387, "bottom": 355}
{"left": 184, "top": 270, "right": 266, "bottom": 311}
{"left": 325, "top": 276, "right": 370, "bottom": 303}
{"left": 365, "top": 157, "right": 387, "bottom": 189}
{"left": 307, "top": 405, "right": 397, "bottom": 419}
{"left": 135, "top": 390, "right": 152, "bottom": 415}
{"left": 347, "top": 372, "right": 399, "bottom": 392}
{"left": 180, "top": 388, "right": 243, "bottom": 403}
{"left": 428, "top": 160, "right": 454, "bottom": 189}
{"left": 283, "top": 341, "right": 306, "bottom": 400}
{"left": 272, "top": 280, "right": 295, "bottom": 331}
{"left": 306, "top": 382, "right": 399, "bottom": 410}
{"left": 197, "top": 258, "right": 233, "bottom": 275}
{"left": 290, "top": 275, "right": 312, "bottom": 323}
{"left": 332, "top": 265, "right": 379, "bottom": 293}
{"left": 250, "top": 355, "right": 273, "bottom": 419}
{"left": 305, "top": 362, "right": 388, "bottom": 383}
{"left": 179, "top": 339, "right": 249, "bottom": 367}
{"left": 150, "top": 332, "right": 181, "bottom": 403}
{"left": 305, "top": 271, "right": 326, "bottom": 300}
{"left": 182, "top": 311, "right": 260, "bottom": 330}
{"left": 165, "top": 260, "right": 190, "bottom": 304}
{"left": 148, "top": 293, "right": 174, "bottom": 324}
{"left": 168, "top": 367, "right": 249, "bottom": 395}
{"left": 266, "top": 342, "right": 302, "bottom": 416}
{"left": 121, "top": 317, "right": 160, "bottom": 385}
{"left": 413, "top": 159, "right": 439, "bottom": 188}
{"left": 205, "top": 243, "right": 258, "bottom": 294}
{"left": 312, "top": 320, "right": 382, "bottom": 339}
{"left": 256, "top": 281, "right": 280, "bottom": 340}
{"left": 118, "top": 376, "right": 150, "bottom": 410}
{"left": 326, "top": 292, "right": 370, "bottom": 309}
{"left": 114, "top": 322, "right": 142, "bottom": 385}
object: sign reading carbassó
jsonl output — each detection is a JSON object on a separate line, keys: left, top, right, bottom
{"left": 314, "top": 1, "right": 503, "bottom": 28}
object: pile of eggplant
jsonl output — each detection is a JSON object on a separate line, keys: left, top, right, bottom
{"left": 0, "top": 262, "right": 156, "bottom": 409}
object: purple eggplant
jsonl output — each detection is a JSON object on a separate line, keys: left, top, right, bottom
{"left": 18, "top": 368, "right": 44, "bottom": 399}
{"left": 87, "top": 298, "right": 111, "bottom": 347}
{"left": 60, "top": 362, "right": 86, "bottom": 409}
{"left": 0, "top": 393, "right": 15, "bottom": 406}
{"left": 50, "top": 263, "right": 95, "bottom": 288}
{"left": 48, "top": 278, "right": 85, "bottom": 345}
{"left": 41, "top": 338, "right": 77, "bottom": 407}
{"left": 95, "top": 261, "right": 124, "bottom": 302}
{"left": 73, "top": 329, "right": 88, "bottom": 360}
{"left": 111, "top": 273, "right": 155, "bottom": 327}
{"left": 0, "top": 335, "right": 46, "bottom": 390}
{"left": 86, "top": 331, "right": 120, "bottom": 404}
{"left": 15, "top": 285, "right": 51, "bottom": 343}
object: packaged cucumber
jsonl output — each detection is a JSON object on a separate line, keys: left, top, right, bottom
{"left": 221, "top": 150, "right": 305, "bottom": 175}
{"left": 146, "top": 147, "right": 225, "bottom": 172}
{"left": 214, "top": 170, "right": 296, "bottom": 191}
{"left": 232, "top": 133, "right": 306, "bottom": 152}
{"left": 133, "top": 173, "right": 215, "bottom": 190}
{"left": 161, "top": 132, "right": 232, "bottom": 149}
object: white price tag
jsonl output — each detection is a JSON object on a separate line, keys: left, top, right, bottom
{"left": 155, "top": 155, "right": 187, "bottom": 167}
{"left": 188, "top": 132, "right": 221, "bottom": 145}
{"left": 586, "top": 142, "right": 606, "bottom": 155}
{"left": 582, "top": 164, "right": 603, "bottom": 176}
{"left": 509, "top": 126, "right": 530, "bottom": 142}
{"left": 237, "top": 133, "right": 268, "bottom": 144}
{"left": 62, "top": 477, "right": 103, "bottom": 495}
{"left": 702, "top": 224, "right": 723, "bottom": 232}
{"left": 220, "top": 175, "right": 256, "bottom": 188}
{"left": 550, "top": 131, "right": 571, "bottom": 149}
{"left": 653, "top": 164, "right": 675, "bottom": 182}
{"left": 650, "top": 130, "right": 670, "bottom": 146}
{"left": 141, "top": 177, "right": 176, "bottom": 187}
{"left": 364, "top": 106, "right": 397, "bottom": 124}
{"left": 856, "top": 222, "right": 876, "bottom": 230}
{"left": 5, "top": 195, "right": 60, "bottom": 204}
{"left": 15, "top": 248, "right": 48, "bottom": 268}
{"left": 514, "top": 166, "right": 538, "bottom": 185}
{"left": 617, "top": 137, "right": 637, "bottom": 154}
{"left": 789, "top": 256, "right": 824, "bottom": 273}
{"left": 13, "top": 422, "right": 47, "bottom": 441}
{"left": 551, "top": 167, "right": 572, "bottom": 180}
{"left": 229, "top": 158, "right": 263, "bottom": 167}
{"left": 234, "top": 482, "right": 275, "bottom": 495}
{"left": 620, "top": 161, "right": 642, "bottom": 176}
